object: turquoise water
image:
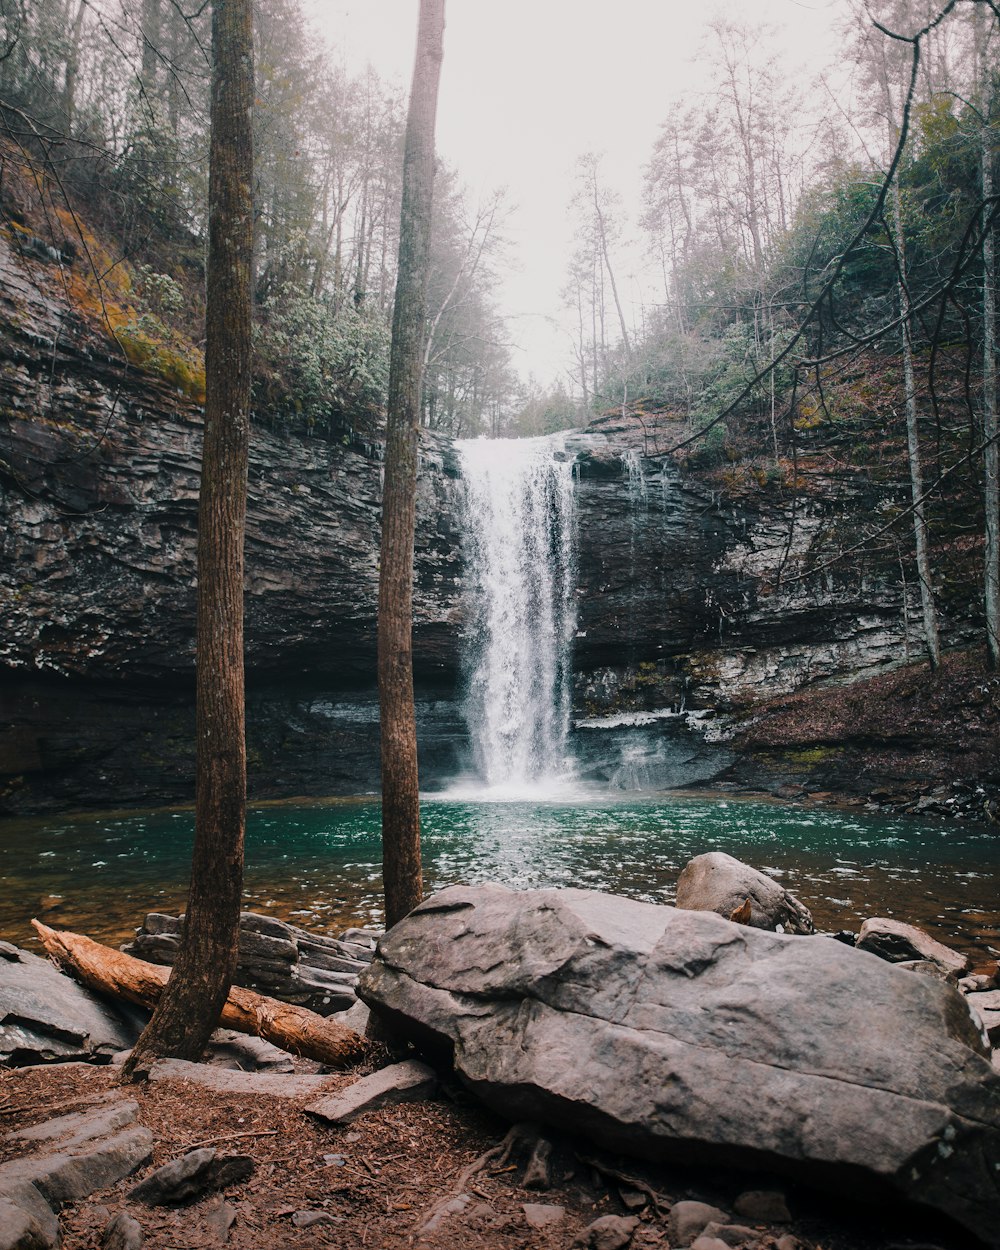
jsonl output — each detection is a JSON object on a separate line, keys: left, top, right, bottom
{"left": 2, "top": 793, "right": 998, "bottom": 959}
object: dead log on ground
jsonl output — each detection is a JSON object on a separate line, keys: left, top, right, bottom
{"left": 32, "top": 920, "right": 368, "bottom": 1069}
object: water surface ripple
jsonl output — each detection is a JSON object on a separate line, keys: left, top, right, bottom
{"left": 3, "top": 794, "right": 998, "bottom": 959}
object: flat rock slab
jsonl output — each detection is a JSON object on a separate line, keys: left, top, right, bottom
{"left": 306, "top": 1059, "right": 437, "bottom": 1124}
{"left": 359, "top": 885, "right": 1000, "bottom": 1248}
{"left": 0, "top": 945, "right": 138, "bottom": 1065}
{"left": 147, "top": 1058, "right": 335, "bottom": 1098}
{"left": 0, "top": 1097, "right": 153, "bottom": 1250}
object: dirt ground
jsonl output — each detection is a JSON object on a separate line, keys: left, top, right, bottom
{"left": 0, "top": 1058, "right": 976, "bottom": 1250}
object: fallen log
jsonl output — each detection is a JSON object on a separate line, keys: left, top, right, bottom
{"left": 31, "top": 920, "right": 368, "bottom": 1069}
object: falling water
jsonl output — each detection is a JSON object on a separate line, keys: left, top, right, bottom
{"left": 455, "top": 435, "right": 577, "bottom": 794}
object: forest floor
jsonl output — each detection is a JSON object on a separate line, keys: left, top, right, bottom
{"left": 0, "top": 1055, "right": 977, "bottom": 1250}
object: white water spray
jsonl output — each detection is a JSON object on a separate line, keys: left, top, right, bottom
{"left": 454, "top": 435, "right": 577, "bottom": 795}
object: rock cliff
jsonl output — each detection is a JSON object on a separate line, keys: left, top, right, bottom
{"left": 0, "top": 233, "right": 984, "bottom": 813}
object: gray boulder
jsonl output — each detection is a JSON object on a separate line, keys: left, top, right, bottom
{"left": 0, "top": 945, "right": 138, "bottom": 1065}
{"left": 675, "top": 852, "right": 814, "bottom": 934}
{"left": 856, "top": 917, "right": 969, "bottom": 978}
{"left": 358, "top": 885, "right": 1000, "bottom": 1247}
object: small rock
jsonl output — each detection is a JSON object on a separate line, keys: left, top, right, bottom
{"left": 668, "top": 1200, "right": 730, "bottom": 1247}
{"left": 776, "top": 1236, "right": 802, "bottom": 1250}
{"left": 128, "top": 1149, "right": 253, "bottom": 1206}
{"left": 146, "top": 1058, "right": 331, "bottom": 1098}
{"left": 204, "top": 1198, "right": 237, "bottom": 1243}
{"left": 291, "top": 1210, "right": 341, "bottom": 1228}
{"left": 575, "top": 1214, "right": 641, "bottom": 1250}
{"left": 619, "top": 1185, "right": 648, "bottom": 1211}
{"left": 306, "top": 1059, "right": 437, "bottom": 1124}
{"left": 335, "top": 999, "right": 370, "bottom": 1034}
{"left": 11, "top": 1100, "right": 140, "bottom": 1149}
{"left": 523, "top": 1202, "right": 565, "bottom": 1229}
{"left": 701, "top": 1221, "right": 759, "bottom": 1246}
{"left": 733, "top": 1189, "right": 791, "bottom": 1222}
{"left": 959, "top": 974, "right": 996, "bottom": 993}
{"left": 522, "top": 1136, "right": 553, "bottom": 1190}
{"left": 675, "top": 852, "right": 814, "bottom": 934}
{"left": 102, "top": 1211, "right": 143, "bottom": 1250}
{"left": 856, "top": 918, "right": 968, "bottom": 978}
{"left": 690, "top": 1239, "right": 730, "bottom": 1250}
{"left": 419, "top": 1193, "right": 471, "bottom": 1235}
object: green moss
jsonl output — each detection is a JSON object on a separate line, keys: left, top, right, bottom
{"left": 785, "top": 746, "right": 837, "bottom": 765}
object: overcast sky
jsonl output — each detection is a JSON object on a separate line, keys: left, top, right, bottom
{"left": 302, "top": 1, "right": 847, "bottom": 387}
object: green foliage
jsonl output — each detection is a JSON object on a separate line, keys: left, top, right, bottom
{"left": 253, "top": 289, "right": 390, "bottom": 429}
{"left": 509, "top": 385, "right": 586, "bottom": 437}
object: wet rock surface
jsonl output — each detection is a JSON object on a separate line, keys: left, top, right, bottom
{"left": 359, "top": 883, "right": 1000, "bottom": 1246}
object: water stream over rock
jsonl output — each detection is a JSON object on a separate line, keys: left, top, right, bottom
{"left": 454, "top": 435, "right": 577, "bottom": 795}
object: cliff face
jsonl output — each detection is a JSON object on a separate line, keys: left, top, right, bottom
{"left": 567, "top": 426, "right": 940, "bottom": 714}
{"left": 0, "top": 234, "right": 975, "bottom": 813}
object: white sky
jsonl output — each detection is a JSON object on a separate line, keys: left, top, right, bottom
{"left": 302, "top": 0, "right": 847, "bottom": 387}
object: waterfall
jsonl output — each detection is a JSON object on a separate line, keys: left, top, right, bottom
{"left": 454, "top": 435, "right": 577, "bottom": 794}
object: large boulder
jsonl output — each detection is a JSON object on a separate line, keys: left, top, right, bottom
{"left": 358, "top": 885, "right": 1000, "bottom": 1246}
{"left": 674, "top": 851, "right": 814, "bottom": 934}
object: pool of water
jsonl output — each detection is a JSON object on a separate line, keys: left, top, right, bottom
{"left": 2, "top": 793, "right": 998, "bottom": 959}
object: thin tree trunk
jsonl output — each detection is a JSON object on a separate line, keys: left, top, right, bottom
{"left": 140, "top": 0, "right": 161, "bottom": 105}
{"left": 123, "top": 0, "right": 254, "bottom": 1075}
{"left": 592, "top": 188, "right": 631, "bottom": 358}
{"left": 61, "top": 0, "right": 86, "bottom": 134}
{"left": 982, "top": 80, "right": 999, "bottom": 666}
{"left": 378, "top": 0, "right": 445, "bottom": 928}
{"left": 891, "top": 178, "right": 940, "bottom": 670}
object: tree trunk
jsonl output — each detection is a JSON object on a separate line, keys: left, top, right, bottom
{"left": 891, "top": 177, "right": 940, "bottom": 670}
{"left": 33, "top": 923, "right": 366, "bottom": 1068}
{"left": 377, "top": 0, "right": 445, "bottom": 929}
{"left": 982, "top": 66, "right": 999, "bottom": 667}
{"left": 61, "top": 0, "right": 86, "bottom": 134}
{"left": 140, "top": 0, "right": 161, "bottom": 105}
{"left": 123, "top": 0, "right": 254, "bottom": 1075}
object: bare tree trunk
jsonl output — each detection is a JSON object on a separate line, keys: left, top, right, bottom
{"left": 124, "top": 0, "right": 254, "bottom": 1075}
{"left": 61, "top": 0, "right": 86, "bottom": 133}
{"left": 140, "top": 0, "right": 161, "bottom": 103}
{"left": 982, "top": 53, "right": 999, "bottom": 667}
{"left": 591, "top": 186, "right": 630, "bottom": 358}
{"left": 378, "top": 0, "right": 445, "bottom": 929}
{"left": 891, "top": 178, "right": 940, "bottom": 670}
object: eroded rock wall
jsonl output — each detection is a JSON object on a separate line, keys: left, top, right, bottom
{"left": 0, "top": 236, "right": 971, "bottom": 812}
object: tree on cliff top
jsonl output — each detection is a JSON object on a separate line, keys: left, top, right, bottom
{"left": 377, "top": 0, "right": 445, "bottom": 928}
{"left": 123, "top": 0, "right": 253, "bottom": 1073}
